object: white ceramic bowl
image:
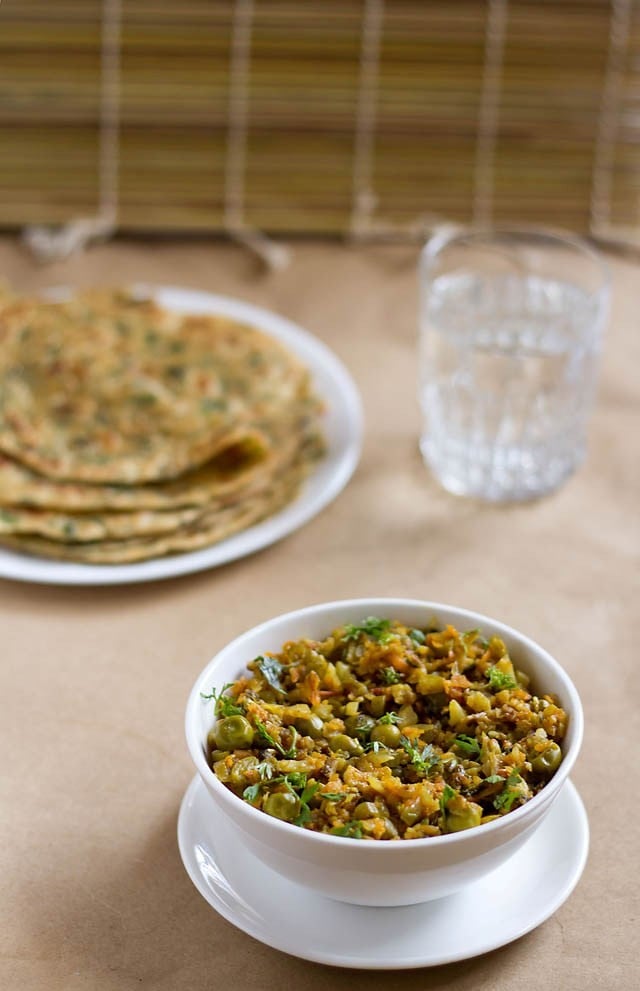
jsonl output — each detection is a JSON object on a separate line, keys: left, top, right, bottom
{"left": 185, "top": 598, "right": 583, "bottom": 907}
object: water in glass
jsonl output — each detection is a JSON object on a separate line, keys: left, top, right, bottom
{"left": 419, "top": 272, "right": 603, "bottom": 501}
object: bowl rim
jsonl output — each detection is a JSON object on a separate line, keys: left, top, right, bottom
{"left": 185, "top": 597, "right": 583, "bottom": 850}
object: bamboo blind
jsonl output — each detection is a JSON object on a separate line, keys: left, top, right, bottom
{"left": 1, "top": 0, "right": 639, "bottom": 248}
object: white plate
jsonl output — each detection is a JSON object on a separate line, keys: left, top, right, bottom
{"left": 178, "top": 775, "right": 589, "bottom": 969}
{"left": 0, "top": 287, "right": 362, "bottom": 586}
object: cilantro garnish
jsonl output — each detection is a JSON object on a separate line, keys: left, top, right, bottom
{"left": 294, "top": 806, "right": 313, "bottom": 827}
{"left": 380, "top": 666, "right": 401, "bottom": 685}
{"left": 280, "top": 775, "right": 319, "bottom": 826}
{"left": 283, "top": 770, "right": 307, "bottom": 792}
{"left": 242, "top": 783, "right": 261, "bottom": 804}
{"left": 487, "top": 666, "right": 517, "bottom": 692}
{"left": 321, "top": 792, "right": 345, "bottom": 802}
{"left": 400, "top": 736, "right": 441, "bottom": 774}
{"left": 330, "top": 820, "right": 364, "bottom": 839}
{"left": 255, "top": 719, "right": 279, "bottom": 749}
{"left": 281, "top": 726, "right": 298, "bottom": 759}
{"left": 300, "top": 781, "right": 320, "bottom": 805}
{"left": 242, "top": 771, "right": 320, "bottom": 819}
{"left": 242, "top": 766, "right": 304, "bottom": 805}
{"left": 201, "top": 397, "right": 227, "bottom": 413}
{"left": 200, "top": 683, "right": 244, "bottom": 717}
{"left": 462, "top": 628, "right": 480, "bottom": 642}
{"left": 378, "top": 712, "right": 401, "bottom": 725}
{"left": 493, "top": 770, "right": 523, "bottom": 812}
{"left": 255, "top": 720, "right": 297, "bottom": 757}
{"left": 255, "top": 655, "right": 286, "bottom": 695}
{"left": 455, "top": 734, "right": 481, "bottom": 757}
{"left": 439, "top": 784, "right": 456, "bottom": 814}
{"left": 364, "top": 740, "right": 383, "bottom": 753}
{"left": 342, "top": 617, "right": 392, "bottom": 643}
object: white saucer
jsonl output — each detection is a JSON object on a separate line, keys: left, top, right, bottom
{"left": 177, "top": 775, "right": 589, "bottom": 969}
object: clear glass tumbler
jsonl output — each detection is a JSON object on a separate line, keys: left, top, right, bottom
{"left": 419, "top": 227, "right": 610, "bottom": 501}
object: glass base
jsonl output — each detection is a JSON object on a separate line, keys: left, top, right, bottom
{"left": 420, "top": 435, "right": 584, "bottom": 503}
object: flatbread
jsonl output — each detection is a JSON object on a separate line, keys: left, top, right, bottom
{"left": 0, "top": 421, "right": 324, "bottom": 545}
{"left": 0, "top": 449, "right": 317, "bottom": 563}
{"left": 0, "top": 434, "right": 269, "bottom": 511}
{"left": 0, "top": 284, "right": 328, "bottom": 563}
{"left": 0, "top": 397, "right": 321, "bottom": 512}
{"left": 0, "top": 289, "right": 309, "bottom": 483}
{"left": 0, "top": 503, "right": 206, "bottom": 542}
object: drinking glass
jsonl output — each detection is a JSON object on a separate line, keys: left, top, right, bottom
{"left": 419, "top": 227, "right": 610, "bottom": 501}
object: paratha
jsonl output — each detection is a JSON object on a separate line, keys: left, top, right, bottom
{"left": 0, "top": 289, "right": 310, "bottom": 483}
{"left": 0, "top": 434, "right": 269, "bottom": 511}
{"left": 0, "top": 398, "right": 321, "bottom": 512}
{"left": 0, "top": 503, "right": 205, "bottom": 542}
{"left": 0, "top": 422, "right": 324, "bottom": 546}
{"left": 0, "top": 451, "right": 316, "bottom": 564}
{"left": 0, "top": 285, "right": 328, "bottom": 564}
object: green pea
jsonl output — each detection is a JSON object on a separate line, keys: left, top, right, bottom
{"left": 344, "top": 714, "right": 376, "bottom": 741}
{"left": 294, "top": 713, "right": 324, "bottom": 739}
{"left": 370, "top": 723, "right": 402, "bottom": 747}
{"left": 353, "top": 801, "right": 379, "bottom": 820}
{"left": 327, "top": 733, "right": 364, "bottom": 756}
{"left": 443, "top": 800, "right": 483, "bottom": 833}
{"left": 531, "top": 742, "right": 562, "bottom": 775}
{"left": 264, "top": 791, "right": 300, "bottom": 822}
{"left": 213, "top": 715, "right": 255, "bottom": 750}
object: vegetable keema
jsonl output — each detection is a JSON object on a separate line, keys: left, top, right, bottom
{"left": 204, "top": 618, "right": 567, "bottom": 839}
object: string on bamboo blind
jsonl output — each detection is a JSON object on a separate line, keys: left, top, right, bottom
{"left": 23, "top": 0, "right": 121, "bottom": 261}
{"left": 1, "top": 0, "right": 638, "bottom": 254}
{"left": 590, "top": 0, "right": 633, "bottom": 241}
{"left": 350, "top": 0, "right": 383, "bottom": 239}
{"left": 473, "top": 0, "right": 507, "bottom": 226}
{"left": 223, "top": 0, "right": 290, "bottom": 269}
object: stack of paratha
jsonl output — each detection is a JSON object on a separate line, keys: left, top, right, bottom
{"left": 0, "top": 288, "right": 325, "bottom": 563}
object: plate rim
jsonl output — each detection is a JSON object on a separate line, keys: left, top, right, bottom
{"left": 0, "top": 287, "right": 363, "bottom": 586}
{"left": 177, "top": 774, "right": 589, "bottom": 970}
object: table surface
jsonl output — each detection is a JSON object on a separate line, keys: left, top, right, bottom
{"left": 1, "top": 236, "right": 637, "bottom": 991}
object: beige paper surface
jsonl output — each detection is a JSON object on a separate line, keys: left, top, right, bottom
{"left": 0, "top": 237, "right": 637, "bottom": 990}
